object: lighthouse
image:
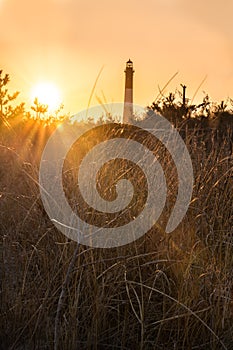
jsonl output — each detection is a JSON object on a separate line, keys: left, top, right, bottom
{"left": 123, "top": 59, "right": 134, "bottom": 123}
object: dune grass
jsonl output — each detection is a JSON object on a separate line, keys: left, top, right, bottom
{"left": 0, "top": 115, "right": 232, "bottom": 350}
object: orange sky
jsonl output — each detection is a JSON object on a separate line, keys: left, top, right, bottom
{"left": 1, "top": 0, "right": 233, "bottom": 115}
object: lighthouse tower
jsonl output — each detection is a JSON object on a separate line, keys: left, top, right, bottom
{"left": 123, "top": 59, "right": 134, "bottom": 123}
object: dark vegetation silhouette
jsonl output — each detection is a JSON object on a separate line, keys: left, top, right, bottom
{"left": 0, "top": 70, "right": 232, "bottom": 349}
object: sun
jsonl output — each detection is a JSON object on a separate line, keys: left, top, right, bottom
{"left": 30, "top": 82, "right": 62, "bottom": 111}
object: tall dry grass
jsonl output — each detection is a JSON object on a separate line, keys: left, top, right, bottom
{"left": 0, "top": 117, "right": 232, "bottom": 350}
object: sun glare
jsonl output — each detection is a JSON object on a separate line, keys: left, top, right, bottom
{"left": 30, "top": 82, "right": 61, "bottom": 111}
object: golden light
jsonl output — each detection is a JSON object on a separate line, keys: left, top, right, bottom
{"left": 30, "top": 82, "right": 62, "bottom": 111}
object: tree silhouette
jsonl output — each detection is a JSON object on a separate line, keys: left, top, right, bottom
{"left": 29, "top": 98, "right": 68, "bottom": 125}
{"left": 0, "top": 70, "right": 25, "bottom": 126}
{"left": 30, "top": 97, "right": 48, "bottom": 120}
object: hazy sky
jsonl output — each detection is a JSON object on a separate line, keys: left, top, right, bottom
{"left": 1, "top": 0, "right": 233, "bottom": 114}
